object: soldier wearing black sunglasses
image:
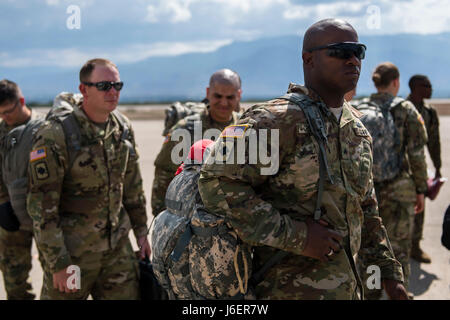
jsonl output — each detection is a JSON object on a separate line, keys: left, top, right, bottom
{"left": 27, "top": 59, "right": 150, "bottom": 300}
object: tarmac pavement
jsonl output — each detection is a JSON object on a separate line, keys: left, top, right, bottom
{"left": 1, "top": 115, "right": 449, "bottom": 300}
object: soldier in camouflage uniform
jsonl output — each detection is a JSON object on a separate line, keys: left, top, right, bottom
{"left": 407, "top": 75, "right": 441, "bottom": 264}
{"left": 151, "top": 69, "right": 242, "bottom": 217}
{"left": 27, "top": 59, "right": 150, "bottom": 299}
{"left": 198, "top": 19, "right": 408, "bottom": 300}
{"left": 358, "top": 63, "right": 428, "bottom": 299}
{"left": 0, "top": 79, "right": 43, "bottom": 300}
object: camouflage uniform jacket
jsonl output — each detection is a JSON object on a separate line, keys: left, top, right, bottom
{"left": 0, "top": 111, "right": 42, "bottom": 204}
{"left": 27, "top": 104, "right": 147, "bottom": 273}
{"left": 151, "top": 107, "right": 240, "bottom": 216}
{"left": 369, "top": 93, "right": 428, "bottom": 200}
{"left": 407, "top": 95, "right": 441, "bottom": 173}
{"left": 198, "top": 84, "right": 403, "bottom": 299}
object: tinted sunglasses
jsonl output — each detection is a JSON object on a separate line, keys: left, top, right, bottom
{"left": 82, "top": 81, "right": 124, "bottom": 91}
{"left": 307, "top": 42, "right": 367, "bottom": 60}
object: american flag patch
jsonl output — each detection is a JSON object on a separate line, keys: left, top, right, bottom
{"left": 220, "top": 125, "right": 249, "bottom": 138}
{"left": 30, "top": 147, "right": 47, "bottom": 162}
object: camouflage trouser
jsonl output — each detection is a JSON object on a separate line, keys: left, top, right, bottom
{"left": 0, "top": 228, "right": 35, "bottom": 300}
{"left": 412, "top": 205, "right": 425, "bottom": 246}
{"left": 361, "top": 199, "right": 414, "bottom": 300}
{"left": 40, "top": 237, "right": 140, "bottom": 300}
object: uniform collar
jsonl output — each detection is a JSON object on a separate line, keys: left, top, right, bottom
{"left": 73, "top": 104, "right": 120, "bottom": 141}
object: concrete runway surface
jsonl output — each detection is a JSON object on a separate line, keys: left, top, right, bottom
{"left": 1, "top": 116, "right": 449, "bottom": 300}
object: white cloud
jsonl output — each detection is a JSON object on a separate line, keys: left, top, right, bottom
{"left": 45, "top": 0, "right": 60, "bottom": 5}
{"left": 0, "top": 39, "right": 233, "bottom": 68}
{"left": 145, "top": 0, "right": 193, "bottom": 23}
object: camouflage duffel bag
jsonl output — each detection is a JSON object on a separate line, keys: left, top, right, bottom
{"left": 188, "top": 208, "right": 253, "bottom": 299}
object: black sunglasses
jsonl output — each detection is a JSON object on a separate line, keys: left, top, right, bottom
{"left": 82, "top": 81, "right": 124, "bottom": 91}
{"left": 307, "top": 42, "right": 367, "bottom": 60}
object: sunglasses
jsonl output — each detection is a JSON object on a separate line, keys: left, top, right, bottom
{"left": 419, "top": 83, "right": 432, "bottom": 89}
{"left": 307, "top": 42, "right": 367, "bottom": 60}
{"left": 82, "top": 81, "right": 124, "bottom": 91}
{"left": 0, "top": 100, "right": 19, "bottom": 116}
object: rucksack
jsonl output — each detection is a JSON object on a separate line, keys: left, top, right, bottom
{"left": 47, "top": 92, "right": 136, "bottom": 167}
{"left": 356, "top": 97, "right": 404, "bottom": 183}
{"left": 151, "top": 92, "right": 332, "bottom": 300}
{"left": 163, "top": 101, "right": 207, "bottom": 136}
{"left": 1, "top": 115, "right": 45, "bottom": 231}
{"left": 151, "top": 162, "right": 253, "bottom": 300}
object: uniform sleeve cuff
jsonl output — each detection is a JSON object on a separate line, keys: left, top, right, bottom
{"left": 381, "top": 266, "right": 404, "bottom": 284}
{"left": 51, "top": 254, "right": 73, "bottom": 274}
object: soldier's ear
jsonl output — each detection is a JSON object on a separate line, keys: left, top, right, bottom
{"left": 79, "top": 83, "right": 88, "bottom": 98}
{"left": 19, "top": 97, "right": 25, "bottom": 107}
{"left": 302, "top": 51, "right": 313, "bottom": 67}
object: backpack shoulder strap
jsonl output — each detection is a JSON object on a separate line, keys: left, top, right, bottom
{"left": 250, "top": 93, "right": 334, "bottom": 286}
{"left": 278, "top": 93, "right": 333, "bottom": 220}
{"left": 53, "top": 111, "right": 82, "bottom": 168}
{"left": 112, "top": 110, "right": 136, "bottom": 157}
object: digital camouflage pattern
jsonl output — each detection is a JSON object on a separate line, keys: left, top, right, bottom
{"left": 151, "top": 164, "right": 203, "bottom": 299}
{"left": 151, "top": 164, "right": 253, "bottom": 300}
{"left": 358, "top": 92, "right": 428, "bottom": 299}
{"left": 151, "top": 107, "right": 240, "bottom": 216}
{"left": 189, "top": 207, "right": 253, "bottom": 299}
{"left": 198, "top": 84, "right": 404, "bottom": 300}
{"left": 407, "top": 96, "right": 441, "bottom": 246}
{"left": 0, "top": 110, "right": 43, "bottom": 300}
{"left": 27, "top": 96, "right": 147, "bottom": 299}
{"left": 356, "top": 97, "right": 404, "bottom": 182}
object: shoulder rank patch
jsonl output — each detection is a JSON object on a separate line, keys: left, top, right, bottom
{"left": 220, "top": 125, "right": 249, "bottom": 138}
{"left": 35, "top": 162, "right": 49, "bottom": 180}
{"left": 30, "top": 147, "right": 47, "bottom": 162}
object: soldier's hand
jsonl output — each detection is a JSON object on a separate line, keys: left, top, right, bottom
{"left": 53, "top": 267, "right": 79, "bottom": 294}
{"left": 301, "top": 218, "right": 343, "bottom": 263}
{"left": 137, "top": 235, "right": 151, "bottom": 260}
{"left": 415, "top": 193, "right": 425, "bottom": 214}
{"left": 383, "top": 279, "right": 408, "bottom": 300}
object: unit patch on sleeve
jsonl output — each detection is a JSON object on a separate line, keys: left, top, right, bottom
{"left": 35, "top": 162, "right": 50, "bottom": 180}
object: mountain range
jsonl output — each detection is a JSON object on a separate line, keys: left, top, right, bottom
{"left": 2, "top": 33, "right": 450, "bottom": 103}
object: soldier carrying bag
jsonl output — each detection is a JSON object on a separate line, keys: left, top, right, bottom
{"left": 151, "top": 93, "right": 333, "bottom": 299}
{"left": 163, "top": 100, "right": 208, "bottom": 136}
{"left": 0, "top": 117, "right": 46, "bottom": 232}
{"left": 356, "top": 97, "right": 405, "bottom": 183}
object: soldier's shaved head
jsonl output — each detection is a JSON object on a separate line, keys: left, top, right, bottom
{"left": 303, "top": 19, "right": 358, "bottom": 52}
{"left": 302, "top": 19, "right": 361, "bottom": 108}
{"left": 209, "top": 69, "right": 241, "bottom": 90}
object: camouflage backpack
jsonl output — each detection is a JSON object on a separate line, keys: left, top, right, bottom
{"left": 47, "top": 92, "right": 136, "bottom": 167}
{"left": 356, "top": 97, "right": 404, "bottom": 182}
{"left": 150, "top": 162, "right": 253, "bottom": 300}
{"left": 0, "top": 113, "right": 45, "bottom": 231}
{"left": 163, "top": 100, "right": 207, "bottom": 136}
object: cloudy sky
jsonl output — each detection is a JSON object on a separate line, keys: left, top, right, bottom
{"left": 1, "top": 0, "right": 450, "bottom": 68}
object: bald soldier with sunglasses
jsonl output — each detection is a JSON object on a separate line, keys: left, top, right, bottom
{"left": 27, "top": 59, "right": 150, "bottom": 299}
{"left": 198, "top": 19, "right": 407, "bottom": 299}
